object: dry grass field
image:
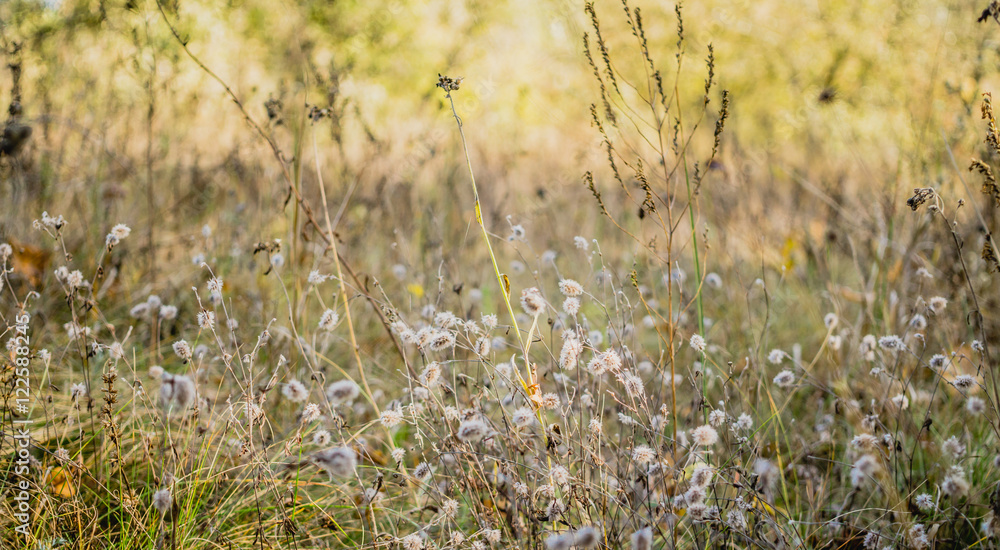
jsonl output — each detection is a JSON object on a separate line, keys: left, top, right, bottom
{"left": 4, "top": 0, "right": 1000, "bottom": 548}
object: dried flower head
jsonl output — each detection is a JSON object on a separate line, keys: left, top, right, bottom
{"left": 928, "top": 296, "right": 948, "bottom": 314}
{"left": 588, "top": 418, "right": 602, "bottom": 435}
{"left": 197, "top": 310, "right": 215, "bottom": 330}
{"left": 312, "top": 446, "right": 357, "bottom": 479}
{"left": 380, "top": 409, "right": 404, "bottom": 428}
{"left": 456, "top": 418, "right": 491, "bottom": 443}
{"left": 708, "top": 409, "right": 726, "bottom": 427}
{"left": 402, "top": 533, "right": 426, "bottom": 550}
{"left": 588, "top": 348, "right": 622, "bottom": 375}
{"left": 70, "top": 382, "right": 87, "bottom": 401}
{"left": 152, "top": 488, "right": 171, "bottom": 516}
{"left": 690, "top": 425, "right": 719, "bottom": 447}
{"left": 689, "top": 334, "right": 706, "bottom": 353}
{"left": 419, "top": 362, "right": 443, "bottom": 387}
{"left": 559, "top": 336, "right": 583, "bottom": 370}
{"left": 520, "top": 287, "right": 546, "bottom": 316}
{"left": 546, "top": 527, "right": 598, "bottom": 550}
{"left": 943, "top": 436, "right": 966, "bottom": 459}
{"left": 326, "top": 380, "right": 360, "bottom": 405}
{"left": 773, "top": 370, "right": 795, "bottom": 388}
{"left": 967, "top": 396, "right": 986, "bottom": 415}
{"left": 550, "top": 465, "right": 571, "bottom": 485}
{"left": 562, "top": 297, "right": 581, "bottom": 316}
{"left": 512, "top": 407, "right": 535, "bottom": 428}
{"left": 952, "top": 374, "right": 976, "bottom": 390}
{"left": 172, "top": 340, "right": 193, "bottom": 361}
{"left": 630, "top": 528, "right": 652, "bottom": 550}
{"left": 436, "top": 74, "right": 463, "bottom": 92}
{"left": 160, "top": 305, "right": 178, "bottom": 320}
{"left": 631, "top": 445, "right": 655, "bottom": 465}
{"left": 312, "top": 430, "right": 331, "bottom": 446}
{"left": 282, "top": 380, "right": 309, "bottom": 403}
{"left": 301, "top": 403, "right": 322, "bottom": 423}
{"left": 878, "top": 335, "right": 904, "bottom": 351}
{"left": 105, "top": 223, "right": 131, "bottom": 247}
{"left": 558, "top": 279, "right": 584, "bottom": 297}
{"left": 942, "top": 469, "right": 970, "bottom": 498}
{"left": 318, "top": 309, "right": 340, "bottom": 331}
{"left": 890, "top": 393, "right": 909, "bottom": 410}
{"left": 850, "top": 454, "right": 879, "bottom": 486}
{"left": 929, "top": 354, "right": 947, "bottom": 369}
{"left": 159, "top": 372, "right": 196, "bottom": 412}
{"left": 915, "top": 493, "right": 935, "bottom": 511}
{"left": 690, "top": 466, "right": 714, "bottom": 487}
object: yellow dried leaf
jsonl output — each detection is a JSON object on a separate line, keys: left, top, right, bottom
{"left": 46, "top": 466, "right": 76, "bottom": 499}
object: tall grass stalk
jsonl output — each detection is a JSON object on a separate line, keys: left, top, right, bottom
{"left": 441, "top": 85, "right": 537, "bottom": 398}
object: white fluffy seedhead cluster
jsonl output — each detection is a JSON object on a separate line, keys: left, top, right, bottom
{"left": 312, "top": 446, "right": 358, "bottom": 479}
{"left": 159, "top": 372, "right": 196, "bottom": 413}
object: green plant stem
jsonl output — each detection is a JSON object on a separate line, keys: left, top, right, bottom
{"left": 444, "top": 92, "right": 534, "bottom": 395}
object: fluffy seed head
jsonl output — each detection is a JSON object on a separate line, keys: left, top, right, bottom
{"left": 512, "top": 407, "right": 535, "bottom": 428}
{"left": 689, "top": 334, "right": 706, "bottom": 353}
{"left": 159, "top": 305, "right": 178, "bottom": 320}
{"left": 152, "top": 488, "right": 171, "bottom": 515}
{"left": 159, "top": 372, "right": 196, "bottom": 412}
{"left": 967, "top": 396, "right": 986, "bottom": 415}
{"left": 708, "top": 409, "right": 726, "bottom": 427}
{"left": 520, "top": 287, "right": 546, "bottom": 316}
{"left": 197, "top": 310, "right": 215, "bottom": 330}
{"left": 943, "top": 436, "right": 966, "bottom": 459}
{"left": 550, "top": 465, "right": 570, "bottom": 485}
{"left": 851, "top": 433, "right": 879, "bottom": 451}
{"left": 172, "top": 340, "right": 193, "bottom": 361}
{"left": 630, "top": 528, "right": 652, "bottom": 550}
{"left": 326, "top": 380, "right": 360, "bottom": 405}
{"left": 399, "top": 533, "right": 423, "bottom": 550}
{"left": 878, "top": 335, "right": 904, "bottom": 350}
{"left": 558, "top": 279, "right": 583, "bottom": 297}
{"left": 428, "top": 330, "right": 456, "bottom": 352}
{"left": 282, "top": 379, "right": 309, "bottom": 402}
{"left": 690, "top": 466, "right": 714, "bottom": 487}
{"left": 207, "top": 277, "right": 223, "bottom": 294}
{"left": 312, "top": 446, "right": 358, "bottom": 479}
{"left": 588, "top": 348, "right": 622, "bottom": 375}
{"left": 631, "top": 445, "right": 655, "bottom": 464}
{"left": 952, "top": 374, "right": 976, "bottom": 390}
{"left": 824, "top": 313, "right": 838, "bottom": 329}
{"left": 773, "top": 370, "right": 795, "bottom": 387}
{"left": 380, "top": 409, "right": 404, "bottom": 428}
{"left": 301, "top": 403, "right": 322, "bottom": 423}
{"left": 942, "top": 471, "right": 970, "bottom": 498}
{"left": 456, "top": 418, "right": 490, "bottom": 443}
{"left": 559, "top": 336, "right": 583, "bottom": 370}
{"left": 891, "top": 393, "right": 909, "bottom": 410}
{"left": 318, "top": 309, "right": 340, "bottom": 331}
{"left": 733, "top": 413, "right": 753, "bottom": 431}
{"left": 850, "top": 455, "right": 879, "bottom": 486}
{"left": 690, "top": 425, "right": 719, "bottom": 446}
{"left": 312, "top": 430, "right": 331, "bottom": 446}
{"left": 419, "top": 362, "right": 443, "bottom": 387}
